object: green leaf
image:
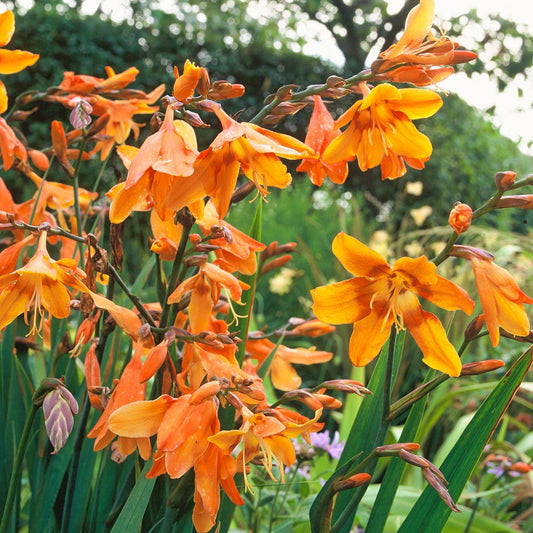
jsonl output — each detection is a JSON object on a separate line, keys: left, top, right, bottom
{"left": 397, "top": 346, "right": 533, "bottom": 533}
{"left": 311, "top": 331, "right": 404, "bottom": 533}
{"left": 110, "top": 460, "right": 156, "bottom": 533}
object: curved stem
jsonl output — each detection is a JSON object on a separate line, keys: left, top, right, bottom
{"left": 0, "top": 403, "right": 39, "bottom": 533}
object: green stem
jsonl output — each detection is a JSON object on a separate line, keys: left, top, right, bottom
{"left": 71, "top": 133, "right": 89, "bottom": 264}
{"left": 462, "top": 476, "right": 499, "bottom": 533}
{"left": 249, "top": 70, "right": 375, "bottom": 125}
{"left": 0, "top": 403, "right": 39, "bottom": 533}
{"left": 81, "top": 151, "right": 111, "bottom": 232}
{"left": 159, "top": 216, "right": 194, "bottom": 331}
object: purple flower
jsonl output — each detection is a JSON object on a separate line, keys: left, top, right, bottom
{"left": 311, "top": 430, "right": 345, "bottom": 460}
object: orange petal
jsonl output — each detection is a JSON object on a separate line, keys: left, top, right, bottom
{"left": 332, "top": 232, "right": 390, "bottom": 277}
{"left": 0, "top": 48, "right": 39, "bottom": 74}
{"left": 399, "top": 291, "right": 462, "bottom": 376}
{"left": 109, "top": 395, "right": 175, "bottom": 437}
{"left": 348, "top": 301, "right": 394, "bottom": 366}
{"left": 270, "top": 357, "right": 301, "bottom": 391}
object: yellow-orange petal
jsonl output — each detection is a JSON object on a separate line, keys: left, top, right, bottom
{"left": 0, "top": 80, "right": 6, "bottom": 114}
{"left": 109, "top": 395, "right": 175, "bottom": 437}
{"left": 400, "top": 291, "right": 462, "bottom": 376}
{"left": 390, "top": 88, "right": 442, "bottom": 120}
{"left": 332, "top": 232, "right": 390, "bottom": 277}
{"left": 0, "top": 10, "right": 14, "bottom": 47}
{"left": 0, "top": 48, "right": 39, "bottom": 74}
{"left": 348, "top": 300, "right": 395, "bottom": 367}
{"left": 270, "top": 357, "right": 301, "bottom": 391}
{"left": 311, "top": 277, "right": 376, "bottom": 325}
{"left": 391, "top": 0, "right": 435, "bottom": 57}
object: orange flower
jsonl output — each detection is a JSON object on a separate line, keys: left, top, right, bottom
{"left": 165, "top": 101, "right": 316, "bottom": 218}
{"left": 451, "top": 246, "right": 533, "bottom": 346}
{"left": 0, "top": 230, "right": 89, "bottom": 335}
{"left": 197, "top": 201, "right": 265, "bottom": 275}
{"left": 108, "top": 105, "right": 200, "bottom": 222}
{"left": 88, "top": 338, "right": 151, "bottom": 459}
{"left": 0, "top": 10, "right": 39, "bottom": 113}
{"left": 371, "top": 0, "right": 477, "bottom": 86}
{"left": 91, "top": 83, "right": 166, "bottom": 159}
{"left": 209, "top": 405, "right": 323, "bottom": 491}
{"left": 311, "top": 232, "right": 475, "bottom": 376}
{"left": 246, "top": 337, "right": 333, "bottom": 391}
{"left": 58, "top": 66, "right": 139, "bottom": 94}
{"left": 167, "top": 256, "right": 247, "bottom": 333}
{"left": 0, "top": 115, "right": 27, "bottom": 169}
{"left": 173, "top": 59, "right": 205, "bottom": 101}
{"left": 296, "top": 95, "right": 348, "bottom": 186}
{"left": 323, "top": 83, "right": 442, "bottom": 180}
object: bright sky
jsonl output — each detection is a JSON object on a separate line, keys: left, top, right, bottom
{"left": 3, "top": 0, "right": 533, "bottom": 155}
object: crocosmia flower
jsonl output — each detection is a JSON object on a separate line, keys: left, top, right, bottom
{"left": 323, "top": 83, "right": 442, "bottom": 180}
{"left": 0, "top": 10, "right": 39, "bottom": 113}
{"left": 311, "top": 232, "right": 475, "bottom": 376}
{"left": 0, "top": 230, "right": 89, "bottom": 335}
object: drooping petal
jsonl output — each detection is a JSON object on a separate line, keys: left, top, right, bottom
{"left": 400, "top": 292, "right": 462, "bottom": 376}
{"left": 0, "top": 48, "right": 39, "bottom": 74}
{"left": 270, "top": 357, "right": 301, "bottom": 391}
{"left": 348, "top": 301, "right": 395, "bottom": 366}
{"left": 390, "top": 88, "right": 442, "bottom": 120}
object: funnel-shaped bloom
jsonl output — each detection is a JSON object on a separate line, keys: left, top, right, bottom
{"left": 0, "top": 115, "right": 27, "bottom": 169}
{"left": 371, "top": 0, "right": 477, "bottom": 86}
{"left": 323, "top": 83, "right": 442, "bottom": 180}
{"left": 296, "top": 95, "right": 348, "bottom": 186}
{"left": 209, "top": 405, "right": 323, "bottom": 491}
{"left": 165, "top": 102, "right": 316, "bottom": 218}
{"left": 0, "top": 230, "right": 89, "bottom": 335}
{"left": 471, "top": 256, "right": 532, "bottom": 345}
{"left": 0, "top": 10, "right": 39, "bottom": 112}
{"left": 311, "top": 233, "right": 475, "bottom": 376}
{"left": 58, "top": 66, "right": 139, "bottom": 94}
{"left": 108, "top": 105, "right": 200, "bottom": 222}
{"left": 91, "top": 83, "right": 165, "bottom": 159}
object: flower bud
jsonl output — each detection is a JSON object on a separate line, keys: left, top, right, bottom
{"left": 42, "top": 384, "right": 79, "bottom": 454}
{"left": 496, "top": 194, "right": 533, "bottom": 209}
{"left": 375, "top": 442, "right": 420, "bottom": 456}
{"left": 459, "top": 359, "right": 505, "bottom": 376}
{"left": 464, "top": 315, "right": 486, "bottom": 341}
{"left": 173, "top": 59, "right": 201, "bottom": 101}
{"left": 291, "top": 319, "right": 335, "bottom": 337}
{"left": 509, "top": 462, "right": 531, "bottom": 474}
{"left": 333, "top": 473, "right": 371, "bottom": 492}
{"left": 495, "top": 170, "right": 516, "bottom": 192}
{"left": 189, "top": 380, "right": 221, "bottom": 404}
{"left": 28, "top": 149, "right": 50, "bottom": 171}
{"left": 448, "top": 202, "right": 473, "bottom": 234}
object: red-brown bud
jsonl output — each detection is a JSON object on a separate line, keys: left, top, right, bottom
{"left": 464, "top": 315, "right": 486, "bottom": 341}
{"left": 495, "top": 170, "right": 516, "bottom": 192}
{"left": 509, "top": 462, "right": 531, "bottom": 474}
{"left": 496, "top": 194, "right": 533, "bottom": 209}
{"left": 333, "top": 473, "right": 371, "bottom": 492}
{"left": 448, "top": 202, "right": 473, "bottom": 234}
{"left": 460, "top": 359, "right": 505, "bottom": 376}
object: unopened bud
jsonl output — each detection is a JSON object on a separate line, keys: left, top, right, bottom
{"left": 495, "top": 170, "right": 516, "bottom": 192}
{"left": 291, "top": 319, "right": 335, "bottom": 337}
{"left": 260, "top": 254, "right": 292, "bottom": 275}
{"left": 28, "top": 149, "right": 50, "bottom": 171}
{"left": 399, "top": 449, "right": 431, "bottom": 468}
{"left": 448, "top": 202, "right": 473, "bottom": 234}
{"left": 464, "top": 315, "right": 486, "bottom": 341}
{"left": 375, "top": 442, "right": 420, "bottom": 456}
{"left": 460, "top": 359, "right": 505, "bottom": 376}
{"left": 496, "top": 194, "right": 533, "bottom": 209}
{"left": 333, "top": 473, "right": 371, "bottom": 492}
{"left": 509, "top": 462, "right": 531, "bottom": 474}
{"left": 326, "top": 75, "right": 346, "bottom": 88}
{"left": 449, "top": 245, "right": 494, "bottom": 261}
{"left": 312, "top": 392, "right": 343, "bottom": 410}
{"left": 42, "top": 385, "right": 79, "bottom": 454}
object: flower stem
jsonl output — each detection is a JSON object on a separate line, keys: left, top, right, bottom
{"left": 0, "top": 403, "right": 39, "bottom": 533}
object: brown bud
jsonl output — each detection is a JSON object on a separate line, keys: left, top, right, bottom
{"left": 460, "top": 359, "right": 505, "bottom": 376}
{"left": 375, "top": 442, "right": 420, "bottom": 456}
{"left": 464, "top": 315, "right": 486, "bottom": 341}
{"left": 333, "top": 473, "right": 371, "bottom": 492}
{"left": 496, "top": 194, "right": 533, "bottom": 209}
{"left": 495, "top": 170, "right": 516, "bottom": 192}
{"left": 449, "top": 245, "right": 494, "bottom": 261}
{"left": 260, "top": 254, "right": 292, "bottom": 275}
{"left": 326, "top": 75, "right": 346, "bottom": 88}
